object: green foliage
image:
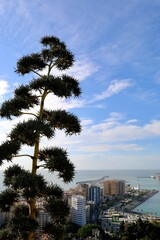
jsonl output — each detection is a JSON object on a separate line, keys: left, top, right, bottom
{"left": 43, "top": 222, "right": 64, "bottom": 240}
{"left": 0, "top": 228, "right": 18, "bottom": 240}
{"left": 43, "top": 109, "right": 81, "bottom": 135}
{"left": 77, "top": 224, "right": 102, "bottom": 238}
{"left": 41, "top": 35, "right": 74, "bottom": 70}
{"left": 64, "top": 222, "right": 80, "bottom": 234}
{"left": 10, "top": 119, "right": 55, "bottom": 146}
{"left": 0, "top": 189, "right": 18, "bottom": 212}
{"left": 30, "top": 75, "right": 81, "bottom": 97}
{"left": 0, "top": 35, "right": 82, "bottom": 239}
{"left": 120, "top": 218, "right": 160, "bottom": 240}
{"left": 45, "top": 184, "right": 64, "bottom": 199}
{"left": 0, "top": 85, "right": 39, "bottom": 119}
{"left": 10, "top": 216, "right": 39, "bottom": 238}
{"left": 39, "top": 147, "right": 75, "bottom": 182}
{"left": 13, "top": 205, "right": 29, "bottom": 217}
{"left": 4, "top": 164, "right": 27, "bottom": 186}
{"left": 0, "top": 141, "right": 21, "bottom": 165}
{"left": 16, "top": 53, "right": 47, "bottom": 75}
{"left": 45, "top": 198, "right": 69, "bottom": 222}
{"left": 11, "top": 172, "right": 47, "bottom": 199}
{"left": 62, "top": 222, "right": 80, "bottom": 240}
{"left": 0, "top": 205, "right": 37, "bottom": 239}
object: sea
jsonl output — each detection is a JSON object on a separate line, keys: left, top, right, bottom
{"left": 0, "top": 169, "right": 160, "bottom": 217}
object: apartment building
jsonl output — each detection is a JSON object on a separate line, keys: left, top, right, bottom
{"left": 103, "top": 179, "right": 125, "bottom": 195}
{"left": 71, "top": 195, "right": 86, "bottom": 226}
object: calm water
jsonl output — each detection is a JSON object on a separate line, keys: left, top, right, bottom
{"left": 0, "top": 169, "right": 160, "bottom": 216}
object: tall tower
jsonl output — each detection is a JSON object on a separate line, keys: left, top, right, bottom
{"left": 88, "top": 185, "right": 101, "bottom": 205}
{"left": 71, "top": 195, "right": 86, "bottom": 226}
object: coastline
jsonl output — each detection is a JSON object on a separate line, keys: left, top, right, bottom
{"left": 123, "top": 189, "right": 159, "bottom": 213}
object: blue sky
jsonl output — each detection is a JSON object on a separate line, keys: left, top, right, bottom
{"left": 0, "top": 0, "right": 160, "bottom": 170}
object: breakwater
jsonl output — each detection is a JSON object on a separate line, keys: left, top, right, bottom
{"left": 76, "top": 175, "right": 109, "bottom": 185}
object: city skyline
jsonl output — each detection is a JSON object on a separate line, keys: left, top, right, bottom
{"left": 0, "top": 1, "right": 160, "bottom": 170}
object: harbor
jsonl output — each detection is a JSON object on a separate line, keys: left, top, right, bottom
{"left": 123, "top": 189, "right": 159, "bottom": 212}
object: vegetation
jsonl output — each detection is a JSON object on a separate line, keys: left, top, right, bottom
{"left": 77, "top": 224, "right": 106, "bottom": 239}
{"left": 0, "top": 36, "right": 81, "bottom": 239}
{"left": 119, "top": 218, "right": 160, "bottom": 240}
{"left": 62, "top": 222, "right": 80, "bottom": 239}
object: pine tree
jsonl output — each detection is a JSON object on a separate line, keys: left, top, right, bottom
{"left": 0, "top": 36, "right": 81, "bottom": 240}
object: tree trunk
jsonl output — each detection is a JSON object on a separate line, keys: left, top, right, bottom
{"left": 28, "top": 90, "right": 47, "bottom": 239}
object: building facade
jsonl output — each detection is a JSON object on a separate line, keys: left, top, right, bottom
{"left": 71, "top": 195, "right": 86, "bottom": 226}
{"left": 87, "top": 185, "right": 101, "bottom": 205}
{"left": 103, "top": 179, "right": 125, "bottom": 195}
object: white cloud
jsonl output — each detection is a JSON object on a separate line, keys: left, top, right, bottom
{"left": 104, "top": 112, "right": 125, "bottom": 123}
{"left": 0, "top": 119, "right": 12, "bottom": 142}
{"left": 43, "top": 57, "right": 98, "bottom": 82}
{"left": 94, "top": 79, "right": 132, "bottom": 101}
{"left": 0, "top": 80, "right": 9, "bottom": 96}
{"left": 66, "top": 58, "right": 98, "bottom": 81}
{"left": 44, "top": 94, "right": 85, "bottom": 110}
{"left": 91, "top": 104, "right": 106, "bottom": 109}
{"left": 39, "top": 115, "right": 160, "bottom": 158}
{"left": 0, "top": 113, "right": 159, "bottom": 170}
{"left": 109, "top": 112, "right": 124, "bottom": 119}
{"left": 0, "top": 113, "right": 34, "bottom": 144}
{"left": 126, "top": 119, "right": 138, "bottom": 124}
{"left": 54, "top": 117, "right": 160, "bottom": 155}
{"left": 84, "top": 119, "right": 160, "bottom": 143}
{"left": 144, "top": 120, "right": 160, "bottom": 136}
{"left": 81, "top": 119, "right": 93, "bottom": 126}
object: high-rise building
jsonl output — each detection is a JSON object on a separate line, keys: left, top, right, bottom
{"left": 87, "top": 185, "right": 101, "bottom": 205}
{"left": 103, "top": 179, "right": 125, "bottom": 195}
{"left": 71, "top": 195, "right": 86, "bottom": 226}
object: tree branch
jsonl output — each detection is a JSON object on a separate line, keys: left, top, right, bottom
{"left": 19, "top": 111, "right": 38, "bottom": 118}
{"left": 14, "top": 154, "right": 33, "bottom": 159}
{"left": 31, "top": 69, "right": 43, "bottom": 78}
{"left": 48, "top": 61, "right": 53, "bottom": 76}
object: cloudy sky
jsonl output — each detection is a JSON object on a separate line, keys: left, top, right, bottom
{"left": 0, "top": 0, "right": 160, "bottom": 170}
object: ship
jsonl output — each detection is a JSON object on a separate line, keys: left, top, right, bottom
{"left": 151, "top": 173, "right": 160, "bottom": 180}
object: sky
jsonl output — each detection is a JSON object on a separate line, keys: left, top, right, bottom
{"left": 0, "top": 0, "right": 160, "bottom": 170}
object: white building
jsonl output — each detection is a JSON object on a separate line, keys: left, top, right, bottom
{"left": 71, "top": 195, "right": 86, "bottom": 226}
{"left": 37, "top": 209, "right": 51, "bottom": 230}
